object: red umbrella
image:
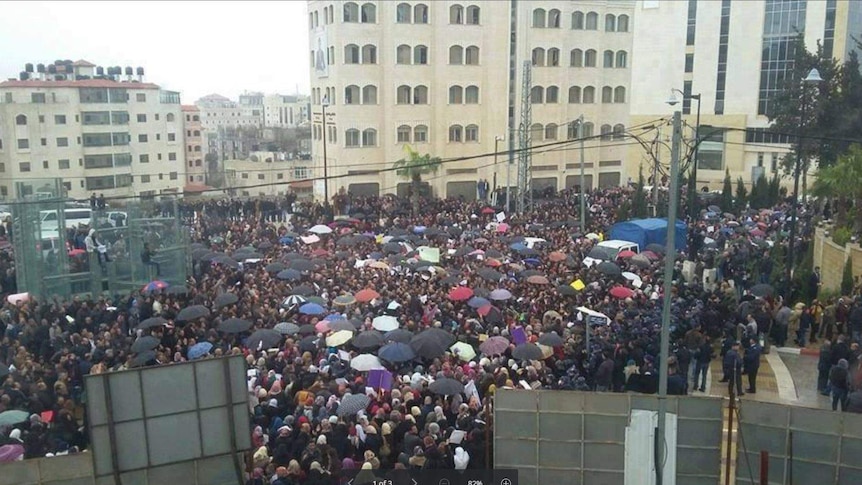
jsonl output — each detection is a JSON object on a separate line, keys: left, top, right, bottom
{"left": 448, "top": 287, "right": 474, "bottom": 301}
{"left": 609, "top": 286, "right": 635, "bottom": 299}
{"left": 315, "top": 320, "right": 330, "bottom": 333}
{"left": 68, "top": 249, "right": 86, "bottom": 257}
{"left": 526, "top": 275, "right": 550, "bottom": 285}
{"left": 548, "top": 251, "right": 566, "bottom": 262}
{"left": 641, "top": 250, "right": 660, "bottom": 260}
{"left": 477, "top": 304, "right": 493, "bottom": 316}
{"left": 486, "top": 258, "right": 502, "bottom": 267}
{"left": 481, "top": 207, "right": 495, "bottom": 215}
{"left": 617, "top": 250, "right": 637, "bottom": 259}
{"left": 355, "top": 289, "right": 380, "bottom": 303}
{"left": 311, "top": 248, "right": 330, "bottom": 257}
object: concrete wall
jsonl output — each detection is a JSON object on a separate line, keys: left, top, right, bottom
{"left": 812, "top": 227, "right": 862, "bottom": 293}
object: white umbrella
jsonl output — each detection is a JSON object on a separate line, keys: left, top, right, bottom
{"left": 309, "top": 224, "right": 333, "bottom": 235}
{"left": 621, "top": 271, "right": 643, "bottom": 288}
{"left": 372, "top": 315, "right": 399, "bottom": 332}
{"left": 326, "top": 330, "right": 353, "bottom": 347}
{"left": 350, "top": 354, "right": 384, "bottom": 372}
{"left": 450, "top": 342, "right": 477, "bottom": 361}
{"left": 301, "top": 234, "right": 321, "bottom": 244}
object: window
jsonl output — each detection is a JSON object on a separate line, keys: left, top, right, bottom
{"left": 530, "top": 86, "right": 544, "bottom": 103}
{"left": 686, "top": 0, "right": 697, "bottom": 46}
{"left": 617, "top": 14, "right": 629, "bottom": 32}
{"left": 530, "top": 123, "right": 544, "bottom": 141}
{"left": 584, "top": 49, "right": 597, "bottom": 67}
{"left": 582, "top": 86, "right": 595, "bottom": 103}
{"left": 397, "top": 125, "right": 411, "bottom": 142}
{"left": 258, "top": 173, "right": 265, "bottom": 180}
{"left": 771, "top": 153, "right": 779, "bottom": 172}
{"left": 362, "top": 128, "right": 377, "bottom": 146}
{"left": 31, "top": 93, "right": 46, "bottom": 103}
{"left": 586, "top": 12, "right": 598, "bottom": 30}
{"left": 568, "top": 86, "right": 581, "bottom": 103}
{"left": 698, "top": 130, "right": 725, "bottom": 170}
{"left": 532, "top": 48, "right": 545, "bottom": 67}
{"left": 546, "top": 86, "right": 559, "bottom": 103}
{"left": 193, "top": 130, "right": 200, "bottom": 136}
{"left": 55, "top": 115, "right": 66, "bottom": 124}
{"left": 465, "top": 46, "right": 479, "bottom": 65}
{"left": 414, "top": 125, "right": 428, "bottom": 143}
{"left": 345, "top": 129, "right": 360, "bottom": 147}
{"left": 533, "top": 8, "right": 546, "bottom": 28}
{"left": 548, "top": 48, "right": 560, "bottom": 67}
{"left": 614, "top": 86, "right": 626, "bottom": 103}
{"left": 42, "top": 160, "right": 49, "bottom": 169}
{"left": 345, "top": 85, "right": 360, "bottom": 105}
{"left": 397, "top": 85, "right": 412, "bottom": 104}
{"left": 59, "top": 159, "right": 70, "bottom": 169}
{"left": 570, "top": 49, "right": 583, "bottom": 67}
{"left": 139, "top": 134, "right": 149, "bottom": 142}
{"left": 600, "top": 124, "right": 613, "bottom": 140}
{"left": 345, "top": 44, "right": 360, "bottom": 64}
{"left": 685, "top": 53, "right": 694, "bottom": 73}
{"left": 140, "top": 154, "right": 150, "bottom": 163}
{"left": 465, "top": 124, "right": 479, "bottom": 142}
{"left": 166, "top": 113, "right": 175, "bottom": 122}
{"left": 414, "top": 4, "right": 428, "bottom": 23}
{"left": 414, "top": 85, "right": 429, "bottom": 104}
{"left": 602, "top": 86, "right": 613, "bottom": 103}
{"left": 616, "top": 51, "right": 628, "bottom": 68}
{"left": 396, "top": 3, "right": 411, "bottom": 23}
{"left": 605, "top": 14, "right": 616, "bottom": 32}
{"left": 137, "top": 114, "right": 147, "bottom": 122}
{"left": 449, "top": 85, "right": 463, "bottom": 104}
{"left": 361, "top": 3, "right": 376, "bottom": 22}
{"left": 57, "top": 137, "right": 69, "bottom": 147}
{"left": 466, "top": 5, "right": 480, "bottom": 24}
{"left": 141, "top": 175, "right": 151, "bottom": 183}
{"left": 82, "top": 111, "right": 111, "bottom": 125}
{"left": 582, "top": 122, "right": 594, "bottom": 138}
{"left": 41, "top": 138, "right": 47, "bottom": 146}
{"left": 449, "top": 5, "right": 463, "bottom": 24}
{"left": 136, "top": 93, "right": 146, "bottom": 102}
{"left": 465, "top": 85, "right": 479, "bottom": 104}
{"left": 362, "top": 85, "right": 378, "bottom": 104}
{"left": 414, "top": 45, "right": 428, "bottom": 64}
{"left": 397, "top": 45, "right": 411, "bottom": 64}
{"left": 17, "top": 138, "right": 29, "bottom": 149}
{"left": 449, "top": 125, "right": 463, "bottom": 142}
{"left": 19, "top": 162, "right": 31, "bottom": 172}
{"left": 572, "top": 11, "right": 584, "bottom": 29}
{"left": 39, "top": 115, "right": 45, "bottom": 123}
{"left": 168, "top": 133, "right": 176, "bottom": 141}
{"left": 549, "top": 9, "right": 561, "bottom": 28}
{"left": 15, "top": 114, "right": 27, "bottom": 125}
{"left": 604, "top": 50, "right": 614, "bottom": 68}
{"left": 613, "top": 124, "right": 625, "bottom": 140}
{"left": 545, "top": 123, "right": 558, "bottom": 140}
{"left": 361, "top": 44, "right": 377, "bottom": 64}
{"left": 344, "top": 2, "right": 359, "bottom": 22}
{"left": 449, "top": 45, "right": 464, "bottom": 65}
{"left": 168, "top": 152, "right": 177, "bottom": 161}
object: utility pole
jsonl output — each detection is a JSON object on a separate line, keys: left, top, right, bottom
{"left": 320, "top": 98, "right": 329, "bottom": 206}
{"left": 656, "top": 109, "right": 681, "bottom": 485}
{"left": 652, "top": 127, "right": 660, "bottom": 217}
{"left": 577, "top": 115, "right": 586, "bottom": 230}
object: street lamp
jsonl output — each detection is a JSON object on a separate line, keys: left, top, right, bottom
{"left": 667, "top": 88, "right": 702, "bottom": 229}
{"left": 495, "top": 135, "right": 505, "bottom": 209}
{"left": 785, "top": 68, "right": 823, "bottom": 301}
{"left": 320, "top": 95, "right": 330, "bottom": 206}
{"left": 577, "top": 115, "right": 586, "bottom": 231}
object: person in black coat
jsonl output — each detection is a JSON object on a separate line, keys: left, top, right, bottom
{"left": 723, "top": 341, "right": 744, "bottom": 396}
{"left": 743, "top": 338, "right": 762, "bottom": 393}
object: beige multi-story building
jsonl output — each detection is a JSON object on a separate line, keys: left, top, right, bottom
{"left": 224, "top": 151, "right": 313, "bottom": 197}
{"left": 195, "top": 93, "right": 264, "bottom": 131}
{"left": 181, "top": 105, "right": 206, "bottom": 187}
{"left": 307, "top": 0, "right": 635, "bottom": 201}
{"left": 0, "top": 60, "right": 187, "bottom": 200}
{"left": 263, "top": 94, "right": 310, "bottom": 128}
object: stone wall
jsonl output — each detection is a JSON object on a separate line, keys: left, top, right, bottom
{"left": 813, "top": 227, "right": 862, "bottom": 293}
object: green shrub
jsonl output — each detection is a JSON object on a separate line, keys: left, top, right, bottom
{"left": 842, "top": 258, "right": 854, "bottom": 296}
{"left": 833, "top": 226, "right": 853, "bottom": 246}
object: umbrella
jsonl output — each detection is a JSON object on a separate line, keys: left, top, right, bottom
{"left": 448, "top": 287, "right": 474, "bottom": 301}
{"left": 131, "top": 336, "right": 160, "bottom": 353}
{"left": 215, "top": 293, "right": 239, "bottom": 308}
{"left": 282, "top": 295, "right": 307, "bottom": 308}
{"left": 290, "top": 260, "right": 315, "bottom": 272}
{"left": 298, "top": 324, "right": 317, "bottom": 335}
{"left": 247, "top": 329, "right": 283, "bottom": 350}
{"left": 0, "top": 444, "right": 24, "bottom": 463}
{"left": 557, "top": 284, "right": 577, "bottom": 296}
{"left": 548, "top": 251, "right": 567, "bottom": 262}
{"left": 372, "top": 315, "right": 399, "bottom": 331}
{"left": 337, "top": 394, "right": 371, "bottom": 417}
{"left": 382, "top": 242, "right": 403, "bottom": 254}
{"left": 131, "top": 350, "right": 156, "bottom": 367}
{"left": 468, "top": 296, "right": 490, "bottom": 309}
{"left": 306, "top": 296, "right": 326, "bottom": 305}
{"left": 538, "top": 332, "right": 564, "bottom": 347}
{"left": 527, "top": 275, "right": 550, "bottom": 285}
{"left": 355, "top": 288, "right": 381, "bottom": 303}
{"left": 352, "top": 330, "right": 384, "bottom": 349}
{"left": 188, "top": 342, "right": 213, "bottom": 360}
{"left": 143, "top": 280, "right": 169, "bottom": 293}
{"left": 218, "top": 317, "right": 252, "bottom": 333}
{"left": 646, "top": 243, "right": 665, "bottom": 254}
{"left": 299, "top": 302, "right": 326, "bottom": 315}
{"left": 336, "top": 236, "right": 358, "bottom": 247}
{"left": 622, "top": 271, "right": 643, "bottom": 288}
{"left": 326, "top": 330, "right": 354, "bottom": 347}
{"left": 450, "top": 342, "right": 477, "bottom": 361}
{"left": 609, "top": 286, "right": 635, "bottom": 299}
{"left": 274, "top": 322, "right": 301, "bottom": 335}
{"left": 512, "top": 343, "right": 545, "bottom": 361}
{"left": 489, "top": 288, "right": 512, "bottom": 301}
{"left": 384, "top": 328, "right": 413, "bottom": 343}
{"left": 166, "top": 286, "right": 189, "bottom": 295}
{"left": 478, "top": 268, "right": 504, "bottom": 282}
{"left": 176, "top": 305, "right": 210, "bottom": 322}
{"left": 257, "top": 241, "right": 273, "bottom": 250}
{"left": 334, "top": 294, "right": 356, "bottom": 306}
{"left": 315, "top": 320, "right": 331, "bottom": 333}
{"left": 617, "top": 250, "right": 637, "bottom": 259}
{"left": 479, "top": 336, "right": 510, "bottom": 355}
{"left": 378, "top": 342, "right": 416, "bottom": 363}
{"left": 411, "top": 329, "right": 454, "bottom": 359}
{"left": 309, "top": 224, "right": 333, "bottom": 235}
{"left": 350, "top": 354, "right": 384, "bottom": 371}
{"left": 596, "top": 261, "right": 622, "bottom": 276}
{"left": 291, "top": 284, "right": 316, "bottom": 296}
{"left": 368, "top": 261, "right": 391, "bottom": 270}
{"left": 429, "top": 377, "right": 465, "bottom": 396}
{"left": 750, "top": 283, "right": 774, "bottom": 298}
{"left": 630, "top": 254, "right": 651, "bottom": 268}
{"left": 276, "top": 269, "right": 302, "bottom": 281}
{"left": 641, "top": 250, "right": 661, "bottom": 261}
{"left": 137, "top": 316, "right": 167, "bottom": 329}
{"left": 328, "top": 320, "right": 356, "bottom": 332}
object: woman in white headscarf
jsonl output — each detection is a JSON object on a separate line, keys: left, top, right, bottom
{"left": 453, "top": 447, "right": 470, "bottom": 470}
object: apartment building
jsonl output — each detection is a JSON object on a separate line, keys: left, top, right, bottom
{"left": 263, "top": 94, "right": 310, "bottom": 128}
{"left": 0, "top": 60, "right": 186, "bottom": 200}
{"left": 181, "top": 105, "right": 206, "bottom": 186}
{"left": 224, "top": 151, "right": 313, "bottom": 197}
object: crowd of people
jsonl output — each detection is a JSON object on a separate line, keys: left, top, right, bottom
{"left": 0, "top": 184, "right": 860, "bottom": 482}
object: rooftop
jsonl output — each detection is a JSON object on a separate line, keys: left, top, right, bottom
{"left": 0, "top": 79, "right": 160, "bottom": 89}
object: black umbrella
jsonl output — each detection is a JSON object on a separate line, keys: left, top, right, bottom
{"left": 131, "top": 351, "right": 156, "bottom": 367}
{"left": 246, "top": 329, "right": 282, "bottom": 350}
{"left": 378, "top": 342, "right": 416, "bottom": 363}
{"left": 214, "top": 256, "right": 240, "bottom": 269}
{"left": 257, "top": 241, "right": 273, "bottom": 250}
{"left": 201, "top": 252, "right": 224, "bottom": 262}
{"left": 166, "top": 286, "right": 188, "bottom": 295}
{"left": 538, "top": 332, "right": 564, "bottom": 347}
{"left": 382, "top": 242, "right": 402, "bottom": 254}
{"left": 137, "top": 317, "right": 167, "bottom": 329}
{"left": 452, "top": 246, "right": 475, "bottom": 257}
{"left": 277, "top": 269, "right": 303, "bottom": 282}
{"left": 274, "top": 322, "right": 300, "bottom": 335}
{"left": 478, "top": 268, "right": 503, "bottom": 283}
{"left": 410, "top": 329, "right": 455, "bottom": 359}
{"left": 131, "top": 336, "right": 160, "bottom": 353}
{"left": 353, "top": 330, "right": 384, "bottom": 349}
{"left": 440, "top": 275, "right": 461, "bottom": 286}
{"left": 512, "top": 343, "right": 544, "bottom": 361}
{"left": 337, "top": 394, "right": 371, "bottom": 417}
{"left": 750, "top": 284, "right": 774, "bottom": 298}
{"left": 336, "top": 236, "right": 358, "bottom": 247}
{"left": 283, "top": 252, "right": 304, "bottom": 261}
{"left": 298, "top": 323, "right": 317, "bottom": 335}
{"left": 646, "top": 243, "right": 665, "bottom": 254}
{"left": 557, "top": 284, "right": 577, "bottom": 296}
{"left": 298, "top": 335, "right": 320, "bottom": 353}
{"left": 290, "top": 260, "right": 315, "bottom": 272}
{"left": 265, "top": 262, "right": 286, "bottom": 273}
{"left": 291, "top": 284, "right": 315, "bottom": 296}
{"left": 218, "top": 317, "right": 252, "bottom": 334}
{"left": 176, "top": 305, "right": 210, "bottom": 322}
{"left": 596, "top": 261, "right": 622, "bottom": 277}
{"left": 233, "top": 251, "right": 263, "bottom": 261}
{"left": 384, "top": 328, "right": 413, "bottom": 343}
{"left": 518, "top": 247, "right": 540, "bottom": 257}
{"left": 192, "top": 248, "right": 212, "bottom": 260}
{"left": 485, "top": 249, "right": 504, "bottom": 259}
{"left": 215, "top": 293, "right": 239, "bottom": 308}
{"left": 429, "top": 377, "right": 465, "bottom": 396}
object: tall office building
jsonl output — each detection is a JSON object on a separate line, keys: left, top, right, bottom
{"left": 0, "top": 60, "right": 187, "bottom": 200}
{"left": 181, "top": 105, "right": 206, "bottom": 187}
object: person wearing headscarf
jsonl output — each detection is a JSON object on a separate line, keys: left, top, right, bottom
{"left": 453, "top": 446, "right": 470, "bottom": 470}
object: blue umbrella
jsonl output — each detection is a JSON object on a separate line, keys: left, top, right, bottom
{"left": 369, "top": 252, "right": 384, "bottom": 260}
{"left": 467, "top": 296, "right": 490, "bottom": 309}
{"left": 299, "top": 302, "right": 326, "bottom": 315}
{"left": 378, "top": 342, "right": 416, "bottom": 363}
{"left": 510, "top": 242, "right": 527, "bottom": 252}
{"left": 524, "top": 258, "right": 542, "bottom": 266}
{"left": 325, "top": 313, "right": 347, "bottom": 321}
{"left": 279, "top": 236, "right": 294, "bottom": 245}
{"left": 413, "top": 226, "right": 426, "bottom": 234}
{"left": 188, "top": 342, "right": 213, "bottom": 360}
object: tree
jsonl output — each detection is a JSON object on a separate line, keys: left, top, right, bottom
{"left": 632, "top": 165, "right": 648, "bottom": 218}
{"left": 842, "top": 258, "right": 854, "bottom": 296}
{"left": 734, "top": 177, "right": 748, "bottom": 213}
{"left": 749, "top": 174, "right": 769, "bottom": 209}
{"left": 812, "top": 144, "right": 862, "bottom": 230}
{"left": 767, "top": 174, "right": 782, "bottom": 207}
{"left": 720, "top": 169, "right": 733, "bottom": 212}
{"left": 393, "top": 145, "right": 441, "bottom": 216}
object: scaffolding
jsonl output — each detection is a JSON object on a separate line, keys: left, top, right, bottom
{"left": 11, "top": 182, "right": 188, "bottom": 299}
{"left": 517, "top": 60, "right": 533, "bottom": 214}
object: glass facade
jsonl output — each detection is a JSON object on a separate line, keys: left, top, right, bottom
{"left": 758, "top": 0, "right": 807, "bottom": 116}
{"left": 686, "top": 0, "right": 697, "bottom": 46}
{"left": 823, "top": 0, "right": 837, "bottom": 58}
{"left": 714, "top": 0, "right": 731, "bottom": 114}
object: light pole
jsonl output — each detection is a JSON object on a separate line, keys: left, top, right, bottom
{"left": 667, "top": 89, "right": 701, "bottom": 224}
{"left": 785, "top": 68, "right": 822, "bottom": 301}
{"left": 320, "top": 96, "right": 330, "bottom": 206}
{"left": 495, "top": 135, "right": 505, "bottom": 208}
{"left": 577, "top": 116, "right": 586, "bottom": 230}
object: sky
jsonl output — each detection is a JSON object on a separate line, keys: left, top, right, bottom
{"left": 0, "top": 1, "right": 310, "bottom": 103}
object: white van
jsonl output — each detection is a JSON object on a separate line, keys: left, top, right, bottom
{"left": 583, "top": 239, "right": 640, "bottom": 268}
{"left": 39, "top": 208, "right": 92, "bottom": 237}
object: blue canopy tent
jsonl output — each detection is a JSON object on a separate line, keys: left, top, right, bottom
{"left": 610, "top": 218, "right": 687, "bottom": 252}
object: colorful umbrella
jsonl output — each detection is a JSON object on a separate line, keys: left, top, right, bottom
{"left": 479, "top": 336, "right": 510, "bottom": 355}
{"left": 326, "top": 330, "right": 354, "bottom": 347}
{"left": 299, "top": 302, "right": 326, "bottom": 315}
{"left": 448, "top": 287, "right": 474, "bottom": 301}
{"left": 143, "top": 280, "right": 169, "bottom": 292}
{"left": 489, "top": 288, "right": 512, "bottom": 300}
{"left": 450, "top": 342, "right": 477, "bottom": 361}
{"left": 609, "top": 286, "right": 635, "bottom": 299}
{"left": 315, "top": 320, "right": 331, "bottom": 334}
{"left": 355, "top": 288, "right": 381, "bottom": 303}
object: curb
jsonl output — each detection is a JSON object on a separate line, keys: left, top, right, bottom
{"left": 775, "top": 346, "right": 820, "bottom": 357}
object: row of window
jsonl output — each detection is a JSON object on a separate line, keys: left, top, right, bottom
{"left": 531, "top": 85, "right": 626, "bottom": 104}
{"left": 313, "top": 3, "right": 488, "bottom": 27}
{"left": 533, "top": 10, "right": 630, "bottom": 32}
{"left": 3, "top": 156, "right": 180, "bottom": 173}
{"left": 13, "top": 112, "right": 176, "bottom": 128}
{"left": 534, "top": 48, "right": 627, "bottom": 69}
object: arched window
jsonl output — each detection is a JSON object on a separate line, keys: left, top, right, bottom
{"left": 345, "top": 128, "right": 360, "bottom": 147}
{"left": 362, "top": 85, "right": 378, "bottom": 104}
{"left": 582, "top": 122, "right": 594, "bottom": 137}
{"left": 193, "top": 115, "right": 199, "bottom": 121}
{"left": 568, "top": 86, "right": 581, "bottom": 103}
{"left": 613, "top": 124, "right": 626, "bottom": 140}
{"left": 602, "top": 86, "right": 613, "bottom": 103}
{"left": 449, "top": 85, "right": 463, "bottom": 104}
{"left": 548, "top": 9, "right": 561, "bottom": 28}
{"left": 166, "top": 113, "right": 175, "bottom": 122}
{"left": 449, "top": 125, "right": 463, "bottom": 142}
{"left": 545, "top": 123, "right": 558, "bottom": 140}
{"left": 193, "top": 130, "right": 200, "bottom": 136}
{"left": 531, "top": 47, "right": 545, "bottom": 67}
{"left": 397, "top": 85, "right": 412, "bottom": 104}
{"left": 414, "top": 45, "right": 428, "bottom": 64}
{"left": 344, "top": 2, "right": 359, "bottom": 22}
{"left": 361, "top": 44, "right": 377, "bottom": 64}
{"left": 396, "top": 3, "right": 411, "bottom": 23}
{"left": 546, "top": 86, "right": 559, "bottom": 103}
{"left": 449, "top": 45, "right": 464, "bottom": 64}
{"left": 360, "top": 3, "right": 376, "bottom": 23}
{"left": 548, "top": 48, "right": 560, "bottom": 66}
{"left": 532, "top": 8, "right": 546, "bottom": 28}
{"left": 616, "top": 51, "right": 628, "bottom": 68}
{"left": 570, "top": 49, "right": 583, "bottom": 67}
{"left": 585, "top": 12, "right": 598, "bottom": 30}
{"left": 466, "top": 5, "right": 480, "bottom": 24}
{"left": 413, "top": 85, "right": 428, "bottom": 104}
{"left": 617, "top": 14, "right": 630, "bottom": 32}
{"left": 414, "top": 124, "right": 428, "bottom": 142}
{"left": 313, "top": 11, "right": 319, "bottom": 27}
{"left": 414, "top": 4, "right": 429, "bottom": 24}
{"left": 572, "top": 11, "right": 584, "bottom": 29}
{"left": 344, "top": 85, "right": 360, "bottom": 104}
{"left": 345, "top": 44, "right": 360, "bottom": 64}
{"left": 530, "top": 123, "right": 544, "bottom": 141}
{"left": 465, "top": 85, "right": 479, "bottom": 104}
{"left": 604, "top": 50, "right": 615, "bottom": 68}
{"left": 614, "top": 86, "right": 626, "bottom": 103}
{"left": 15, "top": 114, "right": 27, "bottom": 125}
{"left": 605, "top": 14, "right": 616, "bottom": 32}
{"left": 465, "top": 46, "right": 480, "bottom": 65}
{"left": 397, "top": 124, "right": 411, "bottom": 142}
{"left": 397, "top": 45, "right": 411, "bottom": 64}
{"left": 582, "top": 86, "right": 595, "bottom": 104}
{"left": 584, "top": 49, "right": 597, "bottom": 67}
{"left": 567, "top": 121, "right": 578, "bottom": 139}
{"left": 600, "top": 124, "right": 613, "bottom": 140}
{"left": 530, "top": 86, "right": 544, "bottom": 104}
{"left": 362, "top": 128, "right": 377, "bottom": 146}
{"left": 450, "top": 5, "right": 463, "bottom": 24}
{"left": 465, "top": 124, "right": 479, "bottom": 142}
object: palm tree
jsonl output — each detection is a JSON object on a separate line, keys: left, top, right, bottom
{"left": 812, "top": 144, "right": 862, "bottom": 230}
{"left": 393, "top": 145, "right": 441, "bottom": 216}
